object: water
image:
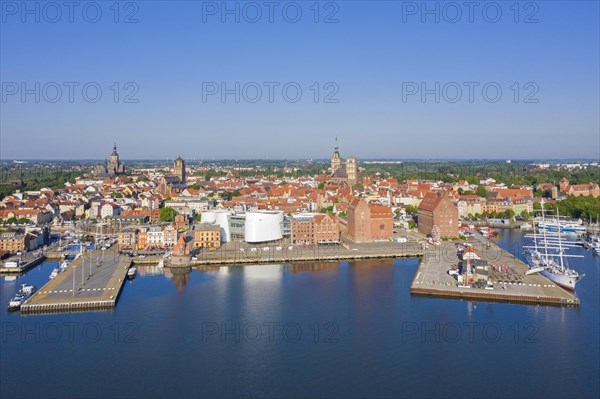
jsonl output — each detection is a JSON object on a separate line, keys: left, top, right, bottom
{"left": 1, "top": 231, "right": 598, "bottom": 398}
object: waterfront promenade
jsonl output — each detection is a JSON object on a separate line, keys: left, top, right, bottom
{"left": 132, "top": 240, "right": 426, "bottom": 267}
{"left": 20, "top": 248, "right": 131, "bottom": 314}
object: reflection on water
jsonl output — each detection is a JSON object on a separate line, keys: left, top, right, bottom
{"left": 0, "top": 233, "right": 598, "bottom": 399}
{"left": 137, "top": 264, "right": 191, "bottom": 291}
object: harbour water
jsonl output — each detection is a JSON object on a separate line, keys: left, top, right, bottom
{"left": 1, "top": 230, "right": 598, "bottom": 398}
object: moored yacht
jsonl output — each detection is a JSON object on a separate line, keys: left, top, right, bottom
{"left": 8, "top": 284, "right": 36, "bottom": 310}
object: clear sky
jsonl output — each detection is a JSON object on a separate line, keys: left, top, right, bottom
{"left": 1, "top": 0, "right": 598, "bottom": 160}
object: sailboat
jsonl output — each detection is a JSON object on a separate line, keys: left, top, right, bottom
{"left": 524, "top": 201, "right": 584, "bottom": 290}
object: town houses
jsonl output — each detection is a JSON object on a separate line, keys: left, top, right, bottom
{"left": 0, "top": 142, "right": 598, "bottom": 257}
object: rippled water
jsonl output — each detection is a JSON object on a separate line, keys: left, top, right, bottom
{"left": 1, "top": 230, "right": 598, "bottom": 398}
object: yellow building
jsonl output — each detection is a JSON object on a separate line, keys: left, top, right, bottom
{"left": 192, "top": 224, "right": 221, "bottom": 249}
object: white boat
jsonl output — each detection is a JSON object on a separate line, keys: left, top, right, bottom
{"left": 157, "top": 259, "right": 164, "bottom": 269}
{"left": 60, "top": 260, "right": 70, "bottom": 270}
{"left": 49, "top": 268, "right": 61, "bottom": 279}
{"left": 8, "top": 284, "right": 36, "bottom": 310}
{"left": 127, "top": 267, "right": 137, "bottom": 278}
{"left": 524, "top": 202, "right": 584, "bottom": 290}
{"left": 536, "top": 217, "right": 586, "bottom": 234}
{"left": 520, "top": 223, "right": 533, "bottom": 230}
{"left": 3, "top": 259, "right": 21, "bottom": 268}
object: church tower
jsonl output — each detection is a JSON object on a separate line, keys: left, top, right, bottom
{"left": 346, "top": 156, "right": 358, "bottom": 185}
{"left": 330, "top": 137, "right": 342, "bottom": 174}
{"left": 174, "top": 156, "right": 186, "bottom": 184}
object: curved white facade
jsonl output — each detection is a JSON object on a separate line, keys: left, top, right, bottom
{"left": 245, "top": 211, "right": 284, "bottom": 243}
{"left": 201, "top": 211, "right": 231, "bottom": 242}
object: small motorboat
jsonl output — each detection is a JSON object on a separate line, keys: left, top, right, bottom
{"left": 127, "top": 267, "right": 137, "bottom": 278}
{"left": 49, "top": 268, "right": 61, "bottom": 279}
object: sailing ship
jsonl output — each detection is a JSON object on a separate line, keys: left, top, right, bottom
{"left": 524, "top": 202, "right": 584, "bottom": 290}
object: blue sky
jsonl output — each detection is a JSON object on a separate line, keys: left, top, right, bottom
{"left": 1, "top": 0, "right": 598, "bottom": 160}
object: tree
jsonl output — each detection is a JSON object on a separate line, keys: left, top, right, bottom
{"left": 405, "top": 205, "right": 419, "bottom": 215}
{"left": 160, "top": 207, "right": 178, "bottom": 222}
{"left": 195, "top": 213, "right": 202, "bottom": 222}
{"left": 221, "top": 190, "right": 240, "bottom": 201}
{"left": 18, "top": 217, "right": 29, "bottom": 224}
{"left": 476, "top": 186, "right": 487, "bottom": 198}
{"left": 113, "top": 192, "right": 123, "bottom": 198}
{"left": 318, "top": 182, "right": 325, "bottom": 190}
{"left": 320, "top": 206, "right": 334, "bottom": 214}
{"left": 520, "top": 210, "right": 530, "bottom": 220}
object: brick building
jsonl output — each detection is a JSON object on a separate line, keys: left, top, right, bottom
{"left": 290, "top": 214, "right": 340, "bottom": 245}
{"left": 346, "top": 198, "right": 393, "bottom": 243}
{"left": 559, "top": 178, "right": 600, "bottom": 197}
{"left": 418, "top": 191, "right": 458, "bottom": 238}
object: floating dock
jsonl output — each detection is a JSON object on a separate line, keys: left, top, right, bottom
{"left": 410, "top": 238, "right": 580, "bottom": 306}
{"left": 20, "top": 248, "right": 132, "bottom": 314}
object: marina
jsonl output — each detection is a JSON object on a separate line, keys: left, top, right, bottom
{"left": 18, "top": 247, "right": 131, "bottom": 314}
{"left": 9, "top": 229, "right": 590, "bottom": 314}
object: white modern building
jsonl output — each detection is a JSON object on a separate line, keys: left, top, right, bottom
{"left": 244, "top": 211, "right": 284, "bottom": 243}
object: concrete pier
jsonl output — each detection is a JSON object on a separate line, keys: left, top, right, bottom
{"left": 410, "top": 238, "right": 580, "bottom": 306}
{"left": 20, "top": 248, "right": 132, "bottom": 314}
